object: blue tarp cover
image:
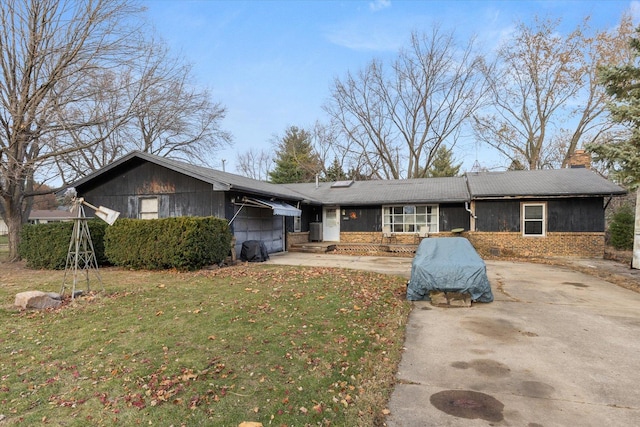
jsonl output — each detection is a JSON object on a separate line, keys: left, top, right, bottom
{"left": 407, "top": 237, "right": 493, "bottom": 302}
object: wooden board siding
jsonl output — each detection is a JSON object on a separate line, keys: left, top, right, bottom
{"left": 79, "top": 162, "right": 225, "bottom": 219}
{"left": 474, "top": 197, "right": 606, "bottom": 233}
{"left": 340, "top": 206, "right": 381, "bottom": 232}
{"left": 439, "top": 204, "right": 470, "bottom": 231}
{"left": 547, "top": 198, "right": 604, "bottom": 232}
{"left": 297, "top": 205, "right": 323, "bottom": 232}
{"left": 475, "top": 200, "right": 521, "bottom": 232}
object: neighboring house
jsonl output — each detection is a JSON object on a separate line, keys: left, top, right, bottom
{"left": 67, "top": 151, "right": 626, "bottom": 258}
{"left": 0, "top": 209, "right": 73, "bottom": 235}
{"left": 28, "top": 209, "right": 74, "bottom": 224}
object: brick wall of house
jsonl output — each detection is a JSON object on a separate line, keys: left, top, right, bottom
{"left": 338, "top": 232, "right": 383, "bottom": 244}
{"left": 467, "top": 232, "right": 605, "bottom": 258}
{"left": 286, "top": 232, "right": 310, "bottom": 250}
{"left": 287, "top": 230, "right": 605, "bottom": 258}
{"left": 339, "top": 231, "right": 464, "bottom": 245}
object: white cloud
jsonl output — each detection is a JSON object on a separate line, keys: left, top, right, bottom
{"left": 324, "top": 21, "right": 404, "bottom": 51}
{"left": 369, "top": 0, "right": 391, "bottom": 12}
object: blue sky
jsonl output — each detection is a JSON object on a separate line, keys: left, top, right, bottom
{"left": 143, "top": 0, "right": 640, "bottom": 175}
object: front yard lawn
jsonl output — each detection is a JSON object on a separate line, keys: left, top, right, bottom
{"left": 0, "top": 262, "right": 410, "bottom": 426}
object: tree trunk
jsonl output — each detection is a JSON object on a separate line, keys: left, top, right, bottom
{"left": 633, "top": 188, "right": 640, "bottom": 269}
{"left": 5, "top": 203, "right": 24, "bottom": 262}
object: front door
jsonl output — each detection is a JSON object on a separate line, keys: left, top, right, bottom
{"left": 323, "top": 206, "right": 340, "bottom": 241}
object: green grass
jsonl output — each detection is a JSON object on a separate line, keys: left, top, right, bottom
{"left": 0, "top": 262, "right": 410, "bottom": 426}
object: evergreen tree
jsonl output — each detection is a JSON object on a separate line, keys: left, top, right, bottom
{"left": 324, "top": 157, "right": 348, "bottom": 182}
{"left": 426, "top": 146, "right": 462, "bottom": 177}
{"left": 587, "top": 28, "right": 640, "bottom": 267}
{"left": 587, "top": 28, "right": 640, "bottom": 185}
{"left": 268, "top": 126, "right": 322, "bottom": 184}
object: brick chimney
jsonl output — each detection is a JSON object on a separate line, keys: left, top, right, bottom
{"left": 568, "top": 149, "right": 591, "bottom": 169}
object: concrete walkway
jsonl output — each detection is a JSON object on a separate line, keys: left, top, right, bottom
{"left": 265, "top": 252, "right": 640, "bottom": 426}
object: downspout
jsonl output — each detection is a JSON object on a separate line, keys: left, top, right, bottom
{"left": 465, "top": 201, "right": 477, "bottom": 232}
{"left": 463, "top": 173, "right": 477, "bottom": 231}
{"left": 465, "top": 201, "right": 476, "bottom": 219}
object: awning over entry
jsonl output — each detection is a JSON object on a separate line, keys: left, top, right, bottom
{"left": 244, "top": 197, "right": 301, "bottom": 216}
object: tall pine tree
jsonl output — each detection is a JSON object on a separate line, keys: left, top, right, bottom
{"left": 587, "top": 28, "right": 640, "bottom": 268}
{"left": 426, "top": 146, "right": 462, "bottom": 177}
{"left": 588, "top": 29, "right": 640, "bottom": 185}
{"left": 268, "top": 126, "right": 322, "bottom": 184}
{"left": 324, "top": 158, "right": 348, "bottom": 182}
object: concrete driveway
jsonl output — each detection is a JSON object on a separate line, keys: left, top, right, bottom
{"left": 266, "top": 253, "right": 640, "bottom": 426}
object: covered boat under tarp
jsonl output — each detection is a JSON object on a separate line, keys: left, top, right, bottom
{"left": 407, "top": 237, "right": 493, "bottom": 303}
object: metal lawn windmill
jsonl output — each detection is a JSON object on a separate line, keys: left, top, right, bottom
{"left": 61, "top": 198, "right": 120, "bottom": 299}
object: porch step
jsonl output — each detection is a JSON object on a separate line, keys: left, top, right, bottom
{"left": 289, "top": 243, "right": 332, "bottom": 253}
{"left": 289, "top": 242, "right": 418, "bottom": 256}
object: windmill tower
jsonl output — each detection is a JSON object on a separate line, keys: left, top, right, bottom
{"left": 61, "top": 198, "right": 120, "bottom": 299}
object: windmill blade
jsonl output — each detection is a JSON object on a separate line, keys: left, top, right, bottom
{"left": 94, "top": 206, "right": 120, "bottom": 226}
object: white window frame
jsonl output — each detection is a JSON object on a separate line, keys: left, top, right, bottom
{"left": 139, "top": 197, "right": 159, "bottom": 220}
{"left": 293, "top": 216, "right": 301, "bottom": 232}
{"left": 522, "top": 202, "right": 546, "bottom": 237}
{"left": 382, "top": 204, "right": 439, "bottom": 234}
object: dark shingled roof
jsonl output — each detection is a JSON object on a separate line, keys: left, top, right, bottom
{"left": 465, "top": 169, "right": 626, "bottom": 199}
{"left": 70, "top": 151, "right": 309, "bottom": 202}
{"left": 281, "top": 177, "right": 470, "bottom": 205}
{"left": 69, "top": 152, "right": 626, "bottom": 205}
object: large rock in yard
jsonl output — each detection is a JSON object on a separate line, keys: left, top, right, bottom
{"left": 15, "top": 291, "right": 62, "bottom": 310}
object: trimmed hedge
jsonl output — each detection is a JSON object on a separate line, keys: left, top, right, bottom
{"left": 19, "top": 220, "right": 108, "bottom": 269}
{"left": 104, "top": 216, "right": 232, "bottom": 270}
{"left": 609, "top": 205, "right": 634, "bottom": 250}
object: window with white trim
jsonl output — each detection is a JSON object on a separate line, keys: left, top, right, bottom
{"left": 522, "top": 203, "right": 545, "bottom": 236}
{"left": 293, "top": 216, "right": 301, "bottom": 232}
{"left": 383, "top": 205, "right": 438, "bottom": 233}
{"left": 139, "top": 197, "right": 159, "bottom": 219}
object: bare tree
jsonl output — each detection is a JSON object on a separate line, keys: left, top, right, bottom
{"left": 49, "top": 67, "right": 135, "bottom": 182}
{"left": 473, "top": 15, "right": 634, "bottom": 170}
{"left": 53, "top": 37, "right": 232, "bottom": 183}
{"left": 125, "top": 43, "right": 232, "bottom": 164}
{"left": 235, "top": 148, "right": 273, "bottom": 181}
{"left": 0, "top": 0, "right": 143, "bottom": 261}
{"left": 324, "top": 28, "right": 485, "bottom": 179}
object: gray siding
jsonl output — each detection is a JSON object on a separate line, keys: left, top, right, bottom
{"left": 439, "top": 204, "right": 471, "bottom": 232}
{"left": 80, "top": 162, "right": 226, "bottom": 219}
{"left": 232, "top": 206, "right": 284, "bottom": 254}
{"left": 474, "top": 198, "right": 606, "bottom": 233}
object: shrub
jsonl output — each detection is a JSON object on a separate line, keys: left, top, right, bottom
{"left": 19, "top": 220, "right": 108, "bottom": 269}
{"left": 104, "top": 216, "right": 232, "bottom": 270}
{"left": 609, "top": 204, "right": 635, "bottom": 250}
